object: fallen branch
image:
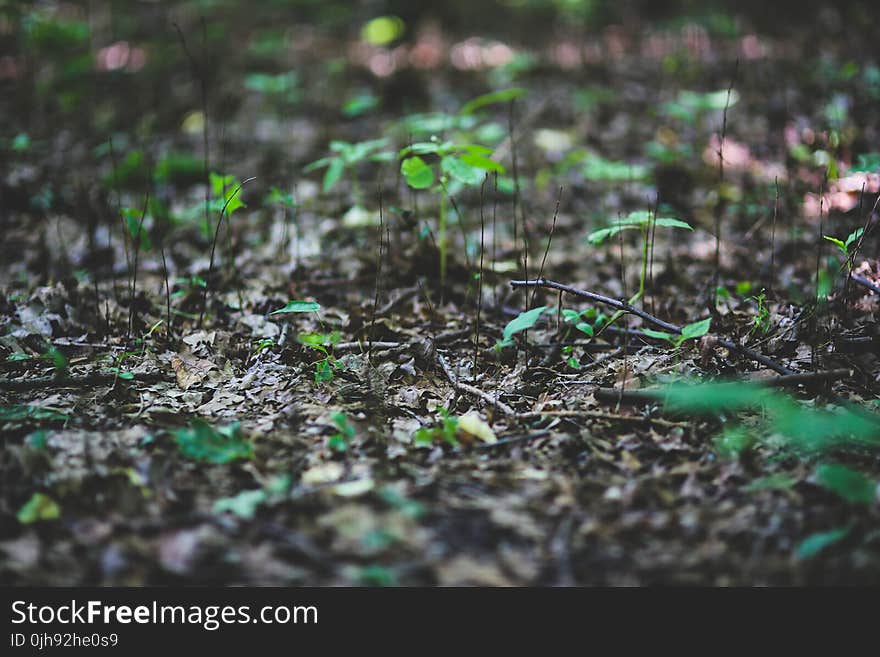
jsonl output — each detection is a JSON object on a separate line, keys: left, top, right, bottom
{"left": 437, "top": 352, "right": 517, "bottom": 416}
{"left": 0, "top": 372, "right": 170, "bottom": 391}
{"left": 510, "top": 278, "right": 793, "bottom": 375}
{"left": 851, "top": 272, "right": 880, "bottom": 296}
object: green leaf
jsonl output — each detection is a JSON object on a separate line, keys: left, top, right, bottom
{"left": 796, "top": 525, "right": 852, "bottom": 560}
{"left": 681, "top": 318, "right": 711, "bottom": 341}
{"left": 574, "top": 322, "right": 594, "bottom": 337}
{"left": 297, "top": 331, "right": 340, "bottom": 347}
{"left": 323, "top": 158, "right": 345, "bottom": 193}
{"left": 17, "top": 493, "right": 60, "bottom": 524}
{"left": 845, "top": 227, "right": 865, "bottom": 250}
{"left": 343, "top": 92, "right": 379, "bottom": 117}
{"left": 588, "top": 213, "right": 692, "bottom": 246}
{"left": 213, "top": 489, "right": 267, "bottom": 519}
{"left": 460, "top": 88, "right": 525, "bottom": 115}
{"left": 270, "top": 300, "right": 321, "bottom": 315}
{"left": 642, "top": 328, "right": 675, "bottom": 342}
{"left": 400, "top": 141, "right": 445, "bottom": 157}
{"left": 502, "top": 306, "right": 548, "bottom": 344}
{"left": 851, "top": 152, "right": 880, "bottom": 173}
{"left": 459, "top": 153, "right": 505, "bottom": 174}
{"left": 122, "top": 207, "right": 152, "bottom": 251}
{"left": 172, "top": 420, "right": 252, "bottom": 464}
{"left": 587, "top": 223, "right": 641, "bottom": 245}
{"left": 743, "top": 474, "right": 798, "bottom": 492}
{"left": 654, "top": 217, "right": 694, "bottom": 231}
{"left": 714, "top": 426, "right": 754, "bottom": 459}
{"left": 401, "top": 156, "right": 435, "bottom": 189}
{"left": 582, "top": 155, "right": 649, "bottom": 182}
{"left": 314, "top": 359, "right": 334, "bottom": 383}
{"left": 814, "top": 463, "right": 876, "bottom": 504}
{"left": 0, "top": 404, "right": 68, "bottom": 422}
{"left": 441, "top": 155, "right": 483, "bottom": 186}
{"left": 42, "top": 346, "right": 69, "bottom": 378}
{"left": 823, "top": 235, "right": 847, "bottom": 256}
{"left": 302, "top": 156, "right": 332, "bottom": 173}
{"left": 11, "top": 132, "right": 30, "bottom": 152}
{"left": 210, "top": 172, "right": 234, "bottom": 197}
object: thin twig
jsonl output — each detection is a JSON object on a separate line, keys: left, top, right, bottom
{"left": 368, "top": 190, "right": 385, "bottom": 364}
{"left": 437, "top": 352, "right": 516, "bottom": 416}
{"left": 475, "top": 175, "right": 487, "bottom": 383}
{"left": 532, "top": 186, "right": 562, "bottom": 307}
{"left": 0, "top": 372, "right": 169, "bottom": 391}
{"left": 199, "top": 177, "right": 255, "bottom": 328}
{"left": 851, "top": 272, "right": 880, "bottom": 296}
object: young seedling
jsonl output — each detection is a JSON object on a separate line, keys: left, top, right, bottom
{"left": 297, "top": 331, "right": 341, "bottom": 383}
{"left": 265, "top": 186, "right": 298, "bottom": 261}
{"left": 268, "top": 300, "right": 342, "bottom": 383}
{"left": 399, "top": 137, "right": 504, "bottom": 288}
{"left": 642, "top": 317, "right": 711, "bottom": 350}
{"left": 328, "top": 412, "right": 355, "bottom": 452}
{"left": 304, "top": 138, "right": 394, "bottom": 200}
{"left": 495, "top": 305, "right": 549, "bottom": 350}
{"left": 747, "top": 290, "right": 771, "bottom": 337}
{"left": 396, "top": 89, "right": 520, "bottom": 289}
{"left": 588, "top": 210, "right": 693, "bottom": 333}
{"left": 413, "top": 408, "right": 461, "bottom": 448}
{"left": 200, "top": 174, "right": 254, "bottom": 328}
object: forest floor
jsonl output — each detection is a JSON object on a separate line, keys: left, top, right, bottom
{"left": 2, "top": 4, "right": 880, "bottom": 585}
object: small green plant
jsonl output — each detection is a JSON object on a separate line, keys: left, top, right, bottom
{"left": 813, "top": 464, "right": 876, "bottom": 505}
{"left": 656, "top": 380, "right": 880, "bottom": 457}
{"left": 270, "top": 300, "right": 321, "bottom": 315}
{"left": 399, "top": 136, "right": 504, "bottom": 286}
{"left": 303, "top": 138, "right": 394, "bottom": 197}
{"left": 642, "top": 317, "right": 712, "bottom": 350}
{"left": 796, "top": 524, "right": 853, "bottom": 560}
{"left": 172, "top": 420, "right": 253, "bottom": 464}
{"left": 582, "top": 151, "right": 650, "bottom": 183}
{"left": 662, "top": 89, "right": 739, "bottom": 125}
{"left": 253, "top": 338, "right": 275, "bottom": 355}
{"left": 823, "top": 227, "right": 864, "bottom": 258}
{"left": 298, "top": 331, "right": 341, "bottom": 383}
{"left": 41, "top": 346, "right": 69, "bottom": 379}
{"left": 328, "top": 412, "right": 356, "bottom": 452}
{"left": 747, "top": 291, "right": 771, "bottom": 337}
{"left": 396, "top": 89, "right": 520, "bottom": 287}
{"left": 495, "top": 306, "right": 548, "bottom": 349}
{"left": 561, "top": 307, "right": 608, "bottom": 340}
{"left": 588, "top": 211, "right": 693, "bottom": 325}
{"left": 0, "top": 404, "right": 68, "bottom": 423}
{"left": 342, "top": 90, "right": 379, "bottom": 118}
{"left": 244, "top": 70, "right": 300, "bottom": 106}
{"left": 17, "top": 492, "right": 60, "bottom": 524}
{"left": 538, "top": 148, "right": 650, "bottom": 189}
{"left": 212, "top": 475, "right": 291, "bottom": 519}
{"left": 850, "top": 152, "right": 880, "bottom": 173}
{"left": 413, "top": 408, "right": 461, "bottom": 448}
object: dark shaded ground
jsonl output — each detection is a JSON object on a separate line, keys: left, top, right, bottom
{"left": 1, "top": 1, "right": 880, "bottom": 585}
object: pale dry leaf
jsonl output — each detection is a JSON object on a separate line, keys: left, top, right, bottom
{"left": 170, "top": 352, "right": 217, "bottom": 390}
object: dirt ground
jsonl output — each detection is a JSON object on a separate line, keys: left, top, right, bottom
{"left": 2, "top": 1, "right": 880, "bottom": 585}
